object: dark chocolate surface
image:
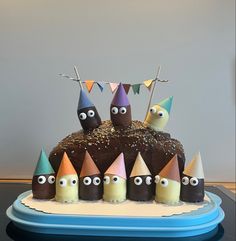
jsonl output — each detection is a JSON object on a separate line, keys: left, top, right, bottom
{"left": 110, "top": 104, "right": 132, "bottom": 127}
{"left": 49, "top": 120, "right": 185, "bottom": 178}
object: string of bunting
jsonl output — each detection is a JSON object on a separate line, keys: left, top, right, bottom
{"left": 59, "top": 74, "right": 169, "bottom": 95}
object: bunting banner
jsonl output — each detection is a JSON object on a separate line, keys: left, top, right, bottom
{"left": 59, "top": 74, "right": 169, "bottom": 95}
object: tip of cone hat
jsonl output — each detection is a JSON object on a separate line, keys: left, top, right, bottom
{"left": 130, "top": 152, "right": 151, "bottom": 177}
{"left": 78, "top": 89, "right": 94, "bottom": 109}
{"left": 80, "top": 151, "right": 100, "bottom": 177}
{"left": 157, "top": 96, "right": 173, "bottom": 114}
{"left": 57, "top": 152, "right": 77, "bottom": 177}
{"left": 111, "top": 84, "right": 130, "bottom": 107}
{"left": 104, "top": 153, "right": 127, "bottom": 179}
{"left": 183, "top": 151, "right": 204, "bottom": 179}
{"left": 159, "top": 154, "right": 180, "bottom": 182}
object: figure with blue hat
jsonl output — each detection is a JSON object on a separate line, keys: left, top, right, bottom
{"left": 144, "top": 96, "right": 173, "bottom": 131}
{"left": 77, "top": 89, "right": 102, "bottom": 131}
{"left": 32, "top": 149, "right": 56, "bottom": 199}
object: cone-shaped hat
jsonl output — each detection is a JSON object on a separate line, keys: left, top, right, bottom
{"left": 34, "top": 149, "right": 55, "bottom": 176}
{"left": 130, "top": 152, "right": 151, "bottom": 177}
{"left": 158, "top": 96, "right": 173, "bottom": 114}
{"left": 105, "top": 153, "right": 127, "bottom": 179}
{"left": 183, "top": 152, "right": 204, "bottom": 179}
{"left": 57, "top": 152, "right": 77, "bottom": 177}
{"left": 159, "top": 154, "right": 180, "bottom": 182}
{"left": 78, "top": 89, "right": 94, "bottom": 110}
{"left": 80, "top": 151, "right": 101, "bottom": 177}
{"left": 111, "top": 83, "right": 130, "bottom": 106}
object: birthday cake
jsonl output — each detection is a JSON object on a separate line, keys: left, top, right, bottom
{"left": 7, "top": 71, "right": 224, "bottom": 238}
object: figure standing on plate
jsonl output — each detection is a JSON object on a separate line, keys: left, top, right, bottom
{"left": 180, "top": 152, "right": 205, "bottom": 203}
{"left": 32, "top": 149, "right": 56, "bottom": 199}
{"left": 110, "top": 83, "right": 132, "bottom": 127}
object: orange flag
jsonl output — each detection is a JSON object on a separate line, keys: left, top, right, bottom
{"left": 85, "top": 80, "right": 95, "bottom": 93}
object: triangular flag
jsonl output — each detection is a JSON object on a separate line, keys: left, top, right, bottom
{"left": 123, "top": 84, "right": 131, "bottom": 94}
{"left": 132, "top": 84, "right": 141, "bottom": 94}
{"left": 109, "top": 82, "right": 119, "bottom": 93}
{"left": 85, "top": 80, "right": 95, "bottom": 93}
{"left": 96, "top": 82, "right": 105, "bottom": 92}
{"left": 143, "top": 79, "right": 153, "bottom": 90}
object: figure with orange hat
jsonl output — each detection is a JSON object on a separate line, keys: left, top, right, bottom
{"left": 79, "top": 151, "right": 103, "bottom": 200}
{"left": 55, "top": 152, "right": 79, "bottom": 203}
{"left": 180, "top": 152, "right": 205, "bottom": 203}
{"left": 155, "top": 154, "right": 180, "bottom": 204}
{"left": 110, "top": 83, "right": 132, "bottom": 127}
{"left": 77, "top": 89, "right": 102, "bottom": 131}
{"left": 128, "top": 152, "right": 153, "bottom": 201}
{"left": 144, "top": 96, "right": 173, "bottom": 131}
{"left": 32, "top": 149, "right": 56, "bottom": 199}
{"left": 103, "top": 153, "right": 127, "bottom": 203}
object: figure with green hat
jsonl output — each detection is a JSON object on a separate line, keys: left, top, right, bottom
{"left": 32, "top": 149, "right": 56, "bottom": 199}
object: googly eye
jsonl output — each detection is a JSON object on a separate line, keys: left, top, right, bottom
{"left": 79, "top": 112, "right": 87, "bottom": 120}
{"left": 146, "top": 176, "right": 152, "bottom": 185}
{"left": 134, "top": 176, "right": 143, "bottom": 185}
{"left": 157, "top": 111, "right": 164, "bottom": 117}
{"left": 87, "top": 110, "right": 95, "bottom": 117}
{"left": 37, "top": 176, "right": 46, "bottom": 184}
{"left": 155, "top": 175, "right": 160, "bottom": 183}
{"left": 70, "top": 178, "right": 77, "bottom": 186}
{"left": 182, "top": 176, "right": 189, "bottom": 185}
{"left": 93, "top": 177, "right": 101, "bottom": 185}
{"left": 112, "top": 176, "right": 120, "bottom": 184}
{"left": 111, "top": 107, "right": 119, "bottom": 114}
{"left": 59, "top": 178, "right": 67, "bottom": 187}
{"left": 83, "top": 177, "right": 92, "bottom": 185}
{"left": 190, "top": 177, "right": 199, "bottom": 186}
{"left": 150, "top": 107, "right": 156, "bottom": 114}
{"left": 160, "top": 178, "right": 168, "bottom": 187}
{"left": 48, "top": 175, "right": 55, "bottom": 184}
{"left": 119, "top": 107, "right": 127, "bottom": 114}
{"left": 103, "top": 176, "right": 110, "bottom": 184}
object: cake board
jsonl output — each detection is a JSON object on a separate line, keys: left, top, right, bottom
{"left": 6, "top": 191, "right": 224, "bottom": 238}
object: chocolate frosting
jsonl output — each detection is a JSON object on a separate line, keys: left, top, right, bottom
{"left": 49, "top": 120, "right": 185, "bottom": 178}
{"left": 180, "top": 174, "right": 205, "bottom": 203}
{"left": 32, "top": 174, "right": 55, "bottom": 199}
{"left": 128, "top": 175, "right": 153, "bottom": 201}
{"left": 77, "top": 106, "right": 101, "bottom": 131}
{"left": 79, "top": 174, "right": 103, "bottom": 200}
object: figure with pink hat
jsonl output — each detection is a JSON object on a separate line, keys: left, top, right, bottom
{"left": 110, "top": 83, "right": 132, "bottom": 127}
{"left": 103, "top": 153, "right": 127, "bottom": 202}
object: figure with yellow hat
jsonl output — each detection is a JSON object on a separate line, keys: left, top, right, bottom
{"left": 55, "top": 152, "right": 79, "bottom": 203}
{"left": 155, "top": 154, "right": 180, "bottom": 204}
{"left": 103, "top": 153, "right": 127, "bottom": 203}
{"left": 128, "top": 152, "right": 153, "bottom": 201}
{"left": 180, "top": 152, "right": 205, "bottom": 203}
{"left": 79, "top": 151, "right": 103, "bottom": 200}
{"left": 144, "top": 96, "right": 173, "bottom": 131}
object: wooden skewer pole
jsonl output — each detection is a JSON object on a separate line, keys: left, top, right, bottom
{"left": 74, "top": 66, "right": 83, "bottom": 90}
{"left": 144, "top": 65, "right": 161, "bottom": 120}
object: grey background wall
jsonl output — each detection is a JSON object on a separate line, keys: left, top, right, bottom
{"left": 0, "top": 0, "right": 235, "bottom": 181}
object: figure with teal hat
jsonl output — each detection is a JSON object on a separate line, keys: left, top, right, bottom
{"left": 77, "top": 89, "right": 102, "bottom": 131}
{"left": 32, "top": 149, "right": 56, "bottom": 199}
{"left": 144, "top": 96, "right": 173, "bottom": 131}
{"left": 110, "top": 83, "right": 132, "bottom": 127}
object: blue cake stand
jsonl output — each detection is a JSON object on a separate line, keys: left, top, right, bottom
{"left": 6, "top": 191, "right": 224, "bottom": 238}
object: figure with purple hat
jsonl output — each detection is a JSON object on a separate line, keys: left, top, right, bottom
{"left": 110, "top": 83, "right": 132, "bottom": 127}
{"left": 77, "top": 89, "right": 102, "bottom": 131}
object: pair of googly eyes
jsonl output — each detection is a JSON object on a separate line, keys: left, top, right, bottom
{"left": 83, "top": 177, "right": 101, "bottom": 186}
{"left": 182, "top": 176, "right": 199, "bottom": 186}
{"left": 79, "top": 110, "right": 95, "bottom": 120}
{"left": 111, "top": 107, "right": 127, "bottom": 115}
{"left": 37, "top": 175, "right": 55, "bottom": 184}
{"left": 154, "top": 175, "right": 169, "bottom": 187}
{"left": 103, "top": 175, "right": 120, "bottom": 184}
{"left": 59, "top": 178, "right": 78, "bottom": 187}
{"left": 133, "top": 176, "right": 152, "bottom": 186}
{"left": 150, "top": 107, "right": 164, "bottom": 117}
